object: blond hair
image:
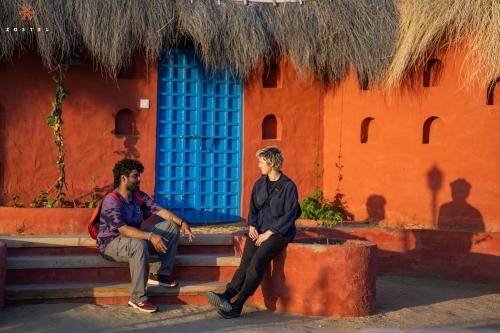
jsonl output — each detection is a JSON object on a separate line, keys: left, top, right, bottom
{"left": 256, "top": 146, "right": 284, "bottom": 171}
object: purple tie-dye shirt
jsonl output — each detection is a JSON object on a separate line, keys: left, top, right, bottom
{"left": 96, "top": 189, "right": 163, "bottom": 254}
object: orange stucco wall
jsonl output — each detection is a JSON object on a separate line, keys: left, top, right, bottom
{"left": 0, "top": 53, "right": 158, "bottom": 205}
{"left": 0, "top": 54, "right": 322, "bottom": 220}
{"left": 322, "top": 49, "right": 500, "bottom": 231}
{"left": 1, "top": 48, "right": 499, "bottom": 232}
{"left": 241, "top": 59, "right": 324, "bottom": 218}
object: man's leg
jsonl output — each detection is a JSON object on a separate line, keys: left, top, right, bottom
{"left": 208, "top": 235, "right": 258, "bottom": 311}
{"left": 238, "top": 234, "right": 287, "bottom": 298}
{"left": 225, "top": 235, "right": 259, "bottom": 296}
{"left": 143, "top": 220, "right": 180, "bottom": 281}
{"left": 102, "top": 236, "right": 155, "bottom": 311}
{"left": 218, "top": 234, "right": 287, "bottom": 318}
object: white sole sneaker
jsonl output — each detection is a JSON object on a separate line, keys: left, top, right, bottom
{"left": 127, "top": 301, "right": 158, "bottom": 313}
{"left": 147, "top": 278, "right": 178, "bottom": 288}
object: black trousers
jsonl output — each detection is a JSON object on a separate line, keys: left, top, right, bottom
{"left": 226, "top": 233, "right": 287, "bottom": 297}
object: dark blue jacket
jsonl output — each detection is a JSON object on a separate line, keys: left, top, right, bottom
{"left": 248, "top": 174, "right": 300, "bottom": 243}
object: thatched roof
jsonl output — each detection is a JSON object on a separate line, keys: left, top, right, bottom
{"left": 0, "top": 0, "right": 498, "bottom": 88}
{"left": 388, "top": 0, "right": 500, "bottom": 88}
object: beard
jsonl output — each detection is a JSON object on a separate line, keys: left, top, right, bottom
{"left": 126, "top": 181, "right": 140, "bottom": 192}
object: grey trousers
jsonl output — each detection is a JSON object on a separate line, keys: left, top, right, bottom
{"left": 102, "top": 220, "right": 180, "bottom": 302}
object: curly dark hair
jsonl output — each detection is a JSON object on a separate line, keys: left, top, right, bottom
{"left": 113, "top": 159, "right": 144, "bottom": 188}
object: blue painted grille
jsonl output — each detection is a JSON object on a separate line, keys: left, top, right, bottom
{"left": 155, "top": 49, "right": 242, "bottom": 223}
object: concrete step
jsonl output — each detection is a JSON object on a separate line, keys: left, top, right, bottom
{"left": 7, "top": 254, "right": 241, "bottom": 270}
{"left": 0, "top": 233, "right": 233, "bottom": 248}
{"left": 1, "top": 234, "right": 235, "bottom": 256}
{"left": 5, "top": 280, "right": 226, "bottom": 303}
{"left": 7, "top": 265, "right": 238, "bottom": 285}
{"left": 6, "top": 245, "right": 234, "bottom": 256}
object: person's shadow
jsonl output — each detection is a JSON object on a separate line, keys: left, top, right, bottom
{"left": 365, "top": 194, "right": 386, "bottom": 223}
{"left": 437, "top": 178, "right": 484, "bottom": 232}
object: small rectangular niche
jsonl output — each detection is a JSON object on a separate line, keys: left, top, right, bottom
{"left": 263, "top": 62, "right": 281, "bottom": 88}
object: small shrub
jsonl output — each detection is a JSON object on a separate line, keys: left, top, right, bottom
{"left": 31, "top": 190, "right": 59, "bottom": 208}
{"left": 11, "top": 195, "right": 25, "bottom": 208}
{"left": 300, "top": 188, "right": 343, "bottom": 228}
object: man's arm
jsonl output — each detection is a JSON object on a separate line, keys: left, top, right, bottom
{"left": 268, "top": 183, "right": 300, "bottom": 236}
{"left": 248, "top": 185, "right": 259, "bottom": 228}
{"left": 156, "top": 208, "right": 194, "bottom": 242}
{"left": 118, "top": 225, "right": 167, "bottom": 253}
{"left": 140, "top": 191, "right": 194, "bottom": 241}
{"left": 248, "top": 185, "right": 260, "bottom": 241}
{"left": 256, "top": 184, "right": 298, "bottom": 246}
{"left": 140, "top": 191, "right": 183, "bottom": 225}
{"left": 101, "top": 194, "right": 168, "bottom": 253}
{"left": 156, "top": 209, "right": 184, "bottom": 226}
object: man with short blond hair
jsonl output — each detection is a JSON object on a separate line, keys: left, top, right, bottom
{"left": 207, "top": 146, "right": 301, "bottom": 318}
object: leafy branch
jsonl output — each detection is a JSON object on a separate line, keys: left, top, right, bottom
{"left": 31, "top": 70, "right": 70, "bottom": 207}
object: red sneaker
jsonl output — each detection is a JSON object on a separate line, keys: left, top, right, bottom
{"left": 127, "top": 299, "right": 158, "bottom": 313}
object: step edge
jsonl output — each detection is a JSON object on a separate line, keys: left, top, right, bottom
{"left": 0, "top": 234, "right": 234, "bottom": 247}
{"left": 6, "top": 254, "right": 241, "bottom": 269}
{"left": 5, "top": 281, "right": 227, "bottom": 300}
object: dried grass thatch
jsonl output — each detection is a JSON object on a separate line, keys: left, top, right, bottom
{"left": 176, "top": 0, "right": 273, "bottom": 78}
{"left": 260, "top": 0, "right": 398, "bottom": 86}
{"left": 388, "top": 0, "right": 500, "bottom": 88}
{"left": 0, "top": 0, "right": 399, "bottom": 85}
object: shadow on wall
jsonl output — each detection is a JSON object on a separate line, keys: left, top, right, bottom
{"left": 426, "top": 165, "right": 484, "bottom": 232}
{"left": 0, "top": 104, "right": 5, "bottom": 205}
{"left": 260, "top": 249, "right": 290, "bottom": 312}
{"left": 113, "top": 134, "right": 141, "bottom": 159}
{"left": 113, "top": 108, "right": 141, "bottom": 159}
{"left": 365, "top": 194, "right": 386, "bottom": 223}
{"left": 437, "top": 178, "right": 484, "bottom": 232}
{"left": 427, "top": 165, "right": 444, "bottom": 226}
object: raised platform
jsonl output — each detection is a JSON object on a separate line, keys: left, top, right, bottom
{"left": 1, "top": 231, "right": 379, "bottom": 317}
{"left": 6, "top": 281, "right": 226, "bottom": 304}
{"left": 4, "top": 222, "right": 496, "bottom": 316}
{"left": 1, "top": 233, "right": 239, "bottom": 306}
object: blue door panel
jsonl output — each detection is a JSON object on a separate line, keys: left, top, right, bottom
{"left": 155, "top": 49, "right": 242, "bottom": 224}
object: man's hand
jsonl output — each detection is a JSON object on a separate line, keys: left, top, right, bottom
{"left": 151, "top": 234, "right": 168, "bottom": 253}
{"left": 255, "top": 230, "right": 273, "bottom": 246}
{"left": 180, "top": 221, "right": 194, "bottom": 242}
{"left": 249, "top": 225, "right": 259, "bottom": 241}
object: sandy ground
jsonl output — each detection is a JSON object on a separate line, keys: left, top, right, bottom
{"left": 1, "top": 276, "right": 499, "bottom": 333}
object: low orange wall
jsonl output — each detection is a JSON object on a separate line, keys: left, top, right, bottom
{"left": 299, "top": 226, "right": 500, "bottom": 283}
{"left": 0, "top": 208, "right": 92, "bottom": 235}
{"left": 233, "top": 233, "right": 377, "bottom": 317}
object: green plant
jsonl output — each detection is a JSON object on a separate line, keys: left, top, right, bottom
{"left": 47, "top": 71, "right": 70, "bottom": 205}
{"left": 11, "top": 195, "right": 25, "bottom": 208}
{"left": 300, "top": 188, "right": 343, "bottom": 228}
{"left": 30, "top": 68, "right": 70, "bottom": 208}
{"left": 31, "top": 190, "right": 57, "bottom": 208}
{"left": 83, "top": 176, "right": 100, "bottom": 208}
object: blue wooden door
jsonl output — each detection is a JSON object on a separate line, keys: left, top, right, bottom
{"left": 155, "top": 49, "right": 242, "bottom": 223}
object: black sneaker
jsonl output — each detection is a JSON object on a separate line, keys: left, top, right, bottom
{"left": 147, "top": 273, "right": 178, "bottom": 288}
{"left": 207, "top": 291, "right": 232, "bottom": 312}
{"left": 217, "top": 304, "right": 242, "bottom": 319}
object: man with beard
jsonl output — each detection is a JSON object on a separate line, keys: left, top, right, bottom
{"left": 97, "top": 158, "right": 193, "bottom": 313}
